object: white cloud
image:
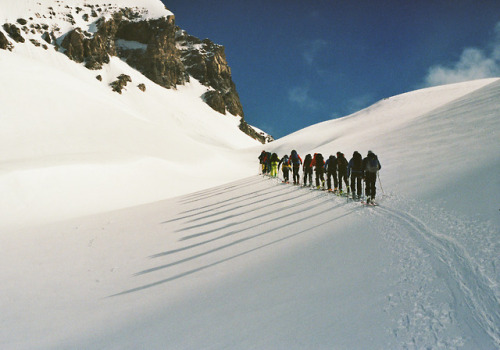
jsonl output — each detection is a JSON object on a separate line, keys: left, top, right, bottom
{"left": 288, "top": 85, "right": 322, "bottom": 110}
{"left": 424, "top": 22, "right": 500, "bottom": 86}
{"left": 302, "top": 39, "right": 328, "bottom": 65}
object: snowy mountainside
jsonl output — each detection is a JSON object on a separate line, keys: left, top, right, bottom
{"left": 268, "top": 78, "right": 500, "bottom": 225}
{"left": 0, "top": 0, "right": 262, "bottom": 229}
{"left": 1, "top": 72, "right": 500, "bottom": 348}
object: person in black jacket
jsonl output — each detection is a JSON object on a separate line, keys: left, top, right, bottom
{"left": 347, "top": 151, "right": 363, "bottom": 199}
{"left": 362, "top": 150, "right": 381, "bottom": 203}
{"left": 325, "top": 155, "right": 338, "bottom": 191}
{"left": 303, "top": 154, "right": 313, "bottom": 186}
{"left": 336, "top": 152, "right": 349, "bottom": 194}
{"left": 289, "top": 150, "right": 303, "bottom": 185}
{"left": 311, "top": 153, "right": 325, "bottom": 189}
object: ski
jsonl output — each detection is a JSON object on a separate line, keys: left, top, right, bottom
{"left": 360, "top": 201, "right": 378, "bottom": 206}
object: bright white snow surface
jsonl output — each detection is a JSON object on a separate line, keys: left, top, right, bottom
{"left": 1, "top": 1, "right": 500, "bottom": 347}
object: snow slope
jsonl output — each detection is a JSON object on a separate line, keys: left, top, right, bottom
{"left": 270, "top": 78, "right": 500, "bottom": 225}
{"left": 1, "top": 0, "right": 500, "bottom": 348}
{"left": 2, "top": 74, "right": 499, "bottom": 349}
{"left": 0, "top": 32, "right": 259, "bottom": 230}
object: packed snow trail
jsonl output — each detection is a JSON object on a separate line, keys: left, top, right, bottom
{"left": 373, "top": 204, "right": 500, "bottom": 348}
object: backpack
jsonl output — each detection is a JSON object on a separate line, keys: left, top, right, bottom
{"left": 315, "top": 153, "right": 324, "bottom": 167}
{"left": 365, "top": 156, "right": 379, "bottom": 173}
{"left": 304, "top": 154, "right": 312, "bottom": 168}
{"left": 352, "top": 154, "right": 362, "bottom": 171}
{"left": 282, "top": 155, "right": 290, "bottom": 167}
{"left": 337, "top": 154, "right": 348, "bottom": 171}
{"left": 291, "top": 150, "right": 300, "bottom": 165}
{"left": 327, "top": 155, "right": 336, "bottom": 172}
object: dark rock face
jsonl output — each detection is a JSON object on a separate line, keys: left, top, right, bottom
{"left": 3, "top": 23, "right": 25, "bottom": 43}
{"left": 110, "top": 74, "right": 132, "bottom": 94}
{"left": 41, "top": 31, "right": 51, "bottom": 43}
{"left": 115, "top": 15, "right": 189, "bottom": 88}
{"left": 239, "top": 122, "right": 270, "bottom": 144}
{"left": 175, "top": 30, "right": 268, "bottom": 143}
{"left": 58, "top": 12, "right": 249, "bottom": 126}
{"left": 2, "top": 7, "right": 269, "bottom": 143}
{"left": 0, "top": 31, "right": 13, "bottom": 50}
{"left": 60, "top": 27, "right": 110, "bottom": 69}
{"left": 177, "top": 32, "right": 244, "bottom": 117}
{"left": 60, "top": 13, "right": 189, "bottom": 88}
{"left": 202, "top": 90, "right": 226, "bottom": 114}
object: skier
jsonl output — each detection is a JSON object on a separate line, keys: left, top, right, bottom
{"left": 289, "top": 150, "right": 303, "bottom": 185}
{"left": 336, "top": 152, "right": 349, "bottom": 194}
{"left": 325, "top": 154, "right": 338, "bottom": 191}
{"left": 270, "top": 152, "right": 279, "bottom": 177}
{"left": 258, "top": 150, "right": 267, "bottom": 174}
{"left": 347, "top": 151, "right": 363, "bottom": 199}
{"left": 362, "top": 150, "right": 381, "bottom": 204}
{"left": 311, "top": 153, "right": 325, "bottom": 189}
{"left": 278, "top": 154, "right": 291, "bottom": 183}
{"left": 303, "top": 154, "right": 313, "bottom": 186}
{"left": 265, "top": 151, "right": 272, "bottom": 174}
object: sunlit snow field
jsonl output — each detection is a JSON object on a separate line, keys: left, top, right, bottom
{"left": 1, "top": 1, "right": 499, "bottom": 348}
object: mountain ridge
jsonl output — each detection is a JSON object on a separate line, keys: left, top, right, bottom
{"left": 0, "top": 0, "right": 270, "bottom": 143}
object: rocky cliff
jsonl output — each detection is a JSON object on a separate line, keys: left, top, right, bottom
{"left": 0, "top": 3, "right": 269, "bottom": 143}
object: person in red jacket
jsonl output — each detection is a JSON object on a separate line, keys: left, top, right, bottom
{"left": 310, "top": 153, "right": 325, "bottom": 189}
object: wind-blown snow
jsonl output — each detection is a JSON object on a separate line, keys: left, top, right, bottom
{"left": 1, "top": 1, "right": 500, "bottom": 348}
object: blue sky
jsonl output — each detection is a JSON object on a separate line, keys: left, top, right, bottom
{"left": 162, "top": 0, "right": 500, "bottom": 138}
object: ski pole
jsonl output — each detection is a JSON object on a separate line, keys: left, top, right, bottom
{"left": 377, "top": 172, "right": 385, "bottom": 196}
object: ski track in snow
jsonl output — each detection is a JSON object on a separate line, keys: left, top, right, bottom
{"left": 374, "top": 203, "right": 500, "bottom": 349}
{"left": 110, "top": 175, "right": 500, "bottom": 349}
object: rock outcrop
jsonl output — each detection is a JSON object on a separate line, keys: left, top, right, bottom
{"left": 177, "top": 31, "right": 244, "bottom": 117}
{"left": 59, "top": 11, "right": 189, "bottom": 89}
{"left": 0, "top": 31, "right": 13, "bottom": 51}
{"left": 3, "top": 23, "right": 25, "bottom": 43}
{"left": 0, "top": 5, "right": 270, "bottom": 143}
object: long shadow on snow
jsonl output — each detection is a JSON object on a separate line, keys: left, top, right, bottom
{"left": 138, "top": 199, "right": 344, "bottom": 275}
{"left": 174, "top": 189, "right": 310, "bottom": 233}
{"left": 178, "top": 176, "right": 265, "bottom": 205}
{"left": 180, "top": 175, "right": 263, "bottom": 199}
{"left": 152, "top": 193, "right": 329, "bottom": 258}
{"left": 110, "top": 205, "right": 361, "bottom": 297}
{"left": 178, "top": 189, "right": 326, "bottom": 241}
{"left": 165, "top": 183, "right": 289, "bottom": 222}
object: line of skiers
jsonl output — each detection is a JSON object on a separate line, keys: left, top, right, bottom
{"left": 258, "top": 149, "right": 381, "bottom": 204}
